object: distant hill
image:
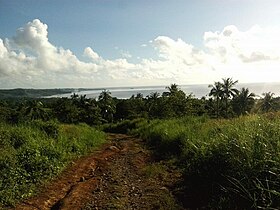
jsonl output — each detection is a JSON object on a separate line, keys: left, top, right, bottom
{"left": 0, "top": 88, "right": 75, "bottom": 98}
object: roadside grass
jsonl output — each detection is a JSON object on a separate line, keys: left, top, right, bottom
{"left": 142, "top": 163, "right": 168, "bottom": 179}
{"left": 0, "top": 121, "right": 106, "bottom": 207}
{"left": 131, "top": 114, "right": 280, "bottom": 209}
{"left": 101, "top": 118, "right": 146, "bottom": 134}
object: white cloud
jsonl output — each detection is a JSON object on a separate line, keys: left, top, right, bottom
{"left": 153, "top": 36, "right": 205, "bottom": 66}
{"left": 204, "top": 25, "right": 280, "bottom": 63}
{"left": 1, "top": 19, "right": 280, "bottom": 88}
{"left": 13, "top": 19, "right": 51, "bottom": 53}
{"left": 84, "top": 47, "right": 101, "bottom": 61}
{"left": 120, "top": 50, "right": 132, "bottom": 59}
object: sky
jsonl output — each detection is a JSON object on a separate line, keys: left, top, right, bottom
{"left": 1, "top": 0, "right": 280, "bottom": 88}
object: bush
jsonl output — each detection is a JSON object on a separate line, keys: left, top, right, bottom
{"left": 102, "top": 118, "right": 146, "bottom": 134}
{"left": 0, "top": 122, "right": 106, "bottom": 207}
{"left": 31, "top": 120, "right": 59, "bottom": 138}
{"left": 131, "top": 115, "right": 280, "bottom": 209}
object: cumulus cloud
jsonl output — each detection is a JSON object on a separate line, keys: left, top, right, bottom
{"left": 204, "top": 25, "right": 280, "bottom": 63}
{"left": 84, "top": 47, "right": 101, "bottom": 61}
{"left": 13, "top": 19, "right": 51, "bottom": 52}
{"left": 119, "top": 50, "right": 132, "bottom": 59}
{"left": 153, "top": 36, "right": 205, "bottom": 66}
{"left": 1, "top": 19, "right": 280, "bottom": 88}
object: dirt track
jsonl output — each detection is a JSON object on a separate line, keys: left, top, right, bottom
{"left": 13, "top": 134, "right": 182, "bottom": 210}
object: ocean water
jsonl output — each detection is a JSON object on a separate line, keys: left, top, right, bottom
{"left": 48, "top": 82, "right": 280, "bottom": 99}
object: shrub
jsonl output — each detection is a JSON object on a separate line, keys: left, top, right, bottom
{"left": 31, "top": 120, "right": 59, "bottom": 138}
{"left": 0, "top": 122, "right": 106, "bottom": 207}
{"left": 102, "top": 118, "right": 146, "bottom": 134}
{"left": 132, "top": 115, "right": 280, "bottom": 209}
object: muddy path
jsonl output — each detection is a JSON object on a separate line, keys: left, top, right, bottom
{"left": 13, "top": 134, "right": 183, "bottom": 210}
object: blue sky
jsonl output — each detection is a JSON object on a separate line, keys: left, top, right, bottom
{"left": 1, "top": 0, "right": 280, "bottom": 88}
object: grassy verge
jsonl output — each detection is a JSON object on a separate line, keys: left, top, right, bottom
{"left": 131, "top": 115, "right": 280, "bottom": 209}
{"left": 0, "top": 120, "right": 106, "bottom": 207}
{"left": 101, "top": 118, "right": 146, "bottom": 134}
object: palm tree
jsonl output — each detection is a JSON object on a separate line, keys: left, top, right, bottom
{"left": 163, "top": 84, "right": 179, "bottom": 97}
{"left": 260, "top": 92, "right": 275, "bottom": 112}
{"left": 98, "top": 90, "right": 111, "bottom": 102}
{"left": 209, "top": 81, "right": 223, "bottom": 117}
{"left": 22, "top": 100, "right": 49, "bottom": 120}
{"left": 232, "top": 88, "right": 255, "bottom": 115}
{"left": 148, "top": 92, "right": 160, "bottom": 100}
{"left": 221, "top": 78, "right": 239, "bottom": 117}
{"left": 136, "top": 93, "right": 144, "bottom": 99}
{"left": 98, "top": 90, "right": 116, "bottom": 122}
{"left": 147, "top": 92, "right": 160, "bottom": 115}
{"left": 78, "top": 95, "right": 89, "bottom": 108}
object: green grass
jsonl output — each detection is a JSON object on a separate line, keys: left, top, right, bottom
{"left": 0, "top": 121, "right": 106, "bottom": 207}
{"left": 131, "top": 114, "right": 280, "bottom": 209}
{"left": 142, "top": 163, "right": 169, "bottom": 179}
{"left": 101, "top": 118, "right": 146, "bottom": 134}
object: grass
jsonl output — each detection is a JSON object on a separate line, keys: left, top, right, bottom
{"left": 0, "top": 120, "right": 106, "bottom": 207}
{"left": 142, "top": 163, "right": 169, "bottom": 179}
{"left": 101, "top": 118, "right": 146, "bottom": 134}
{"left": 131, "top": 114, "right": 280, "bottom": 209}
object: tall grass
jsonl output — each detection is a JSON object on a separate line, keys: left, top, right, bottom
{"left": 0, "top": 121, "right": 105, "bottom": 207}
{"left": 132, "top": 115, "right": 280, "bottom": 209}
{"left": 101, "top": 118, "right": 146, "bottom": 134}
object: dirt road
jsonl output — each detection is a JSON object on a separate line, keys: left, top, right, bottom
{"left": 13, "top": 134, "right": 183, "bottom": 210}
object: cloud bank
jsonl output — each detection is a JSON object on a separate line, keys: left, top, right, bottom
{"left": 0, "top": 19, "right": 280, "bottom": 88}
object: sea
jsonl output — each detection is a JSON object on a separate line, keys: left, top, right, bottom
{"left": 47, "top": 83, "right": 280, "bottom": 99}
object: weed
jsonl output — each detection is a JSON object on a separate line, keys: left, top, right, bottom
{"left": 0, "top": 122, "right": 106, "bottom": 207}
{"left": 132, "top": 115, "right": 280, "bottom": 209}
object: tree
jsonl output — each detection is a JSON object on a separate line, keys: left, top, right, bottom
{"left": 146, "top": 92, "right": 160, "bottom": 118}
{"left": 162, "top": 83, "right": 180, "bottom": 97}
{"left": 79, "top": 98, "right": 102, "bottom": 125}
{"left": 162, "top": 84, "right": 189, "bottom": 117}
{"left": 221, "top": 78, "right": 239, "bottom": 117}
{"left": 260, "top": 92, "right": 275, "bottom": 112}
{"left": 209, "top": 82, "right": 223, "bottom": 117}
{"left": 98, "top": 90, "right": 116, "bottom": 122}
{"left": 232, "top": 88, "right": 255, "bottom": 116}
{"left": 0, "top": 101, "right": 14, "bottom": 123}
{"left": 148, "top": 92, "right": 160, "bottom": 100}
{"left": 21, "top": 100, "right": 50, "bottom": 121}
{"left": 53, "top": 98, "right": 80, "bottom": 123}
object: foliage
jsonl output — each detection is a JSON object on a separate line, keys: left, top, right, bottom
{"left": 209, "top": 81, "right": 223, "bottom": 117}
{"left": 131, "top": 115, "right": 280, "bottom": 209}
{"left": 232, "top": 87, "right": 255, "bottom": 116}
{"left": 53, "top": 95, "right": 102, "bottom": 125}
{"left": 0, "top": 122, "right": 106, "bottom": 207}
{"left": 208, "top": 78, "right": 239, "bottom": 118}
{"left": 0, "top": 88, "right": 73, "bottom": 99}
{"left": 102, "top": 118, "right": 146, "bottom": 134}
{"left": 31, "top": 120, "right": 59, "bottom": 138}
{"left": 2, "top": 79, "right": 280, "bottom": 124}
{"left": 98, "top": 90, "right": 116, "bottom": 123}
{"left": 1, "top": 79, "right": 280, "bottom": 208}
{"left": 260, "top": 92, "right": 276, "bottom": 112}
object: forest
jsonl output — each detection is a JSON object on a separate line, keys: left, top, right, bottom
{"left": 0, "top": 78, "right": 280, "bottom": 209}
{"left": 1, "top": 78, "right": 279, "bottom": 125}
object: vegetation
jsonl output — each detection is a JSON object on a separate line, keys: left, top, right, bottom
{"left": 0, "top": 121, "right": 105, "bottom": 207}
{"left": 0, "top": 88, "right": 73, "bottom": 98}
{"left": 2, "top": 78, "right": 280, "bottom": 125}
{"left": 232, "top": 87, "right": 255, "bottom": 116}
{"left": 131, "top": 115, "right": 280, "bottom": 209}
{"left": 0, "top": 88, "right": 102, "bottom": 99}
{"left": 1, "top": 77, "right": 280, "bottom": 208}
